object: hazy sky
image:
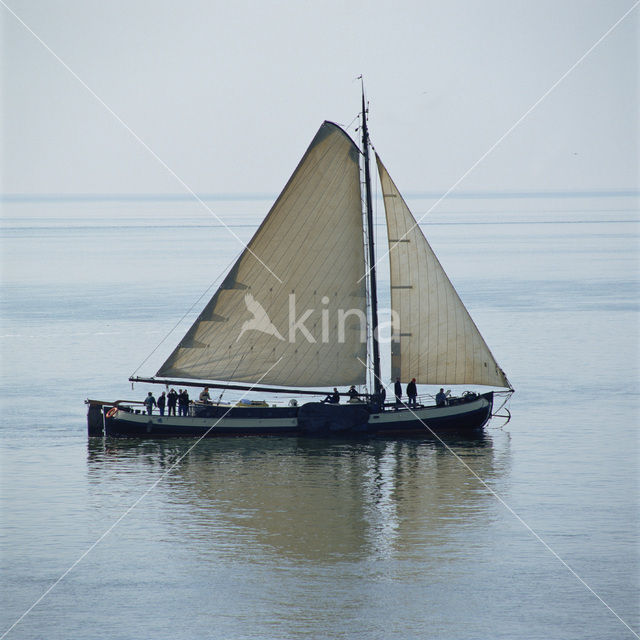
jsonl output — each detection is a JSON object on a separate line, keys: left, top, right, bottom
{"left": 2, "top": 0, "right": 638, "bottom": 195}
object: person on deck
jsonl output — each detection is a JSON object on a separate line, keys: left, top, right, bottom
{"left": 178, "top": 389, "right": 190, "bottom": 417}
{"left": 347, "top": 385, "right": 360, "bottom": 402}
{"left": 406, "top": 378, "right": 417, "bottom": 408}
{"left": 435, "top": 388, "right": 448, "bottom": 407}
{"left": 374, "top": 386, "right": 386, "bottom": 411}
{"left": 323, "top": 388, "right": 340, "bottom": 404}
{"left": 199, "top": 387, "right": 211, "bottom": 404}
{"left": 167, "top": 388, "right": 178, "bottom": 416}
{"left": 157, "top": 391, "right": 166, "bottom": 416}
{"left": 394, "top": 378, "right": 402, "bottom": 409}
{"left": 144, "top": 392, "right": 156, "bottom": 415}
{"left": 178, "top": 389, "right": 189, "bottom": 416}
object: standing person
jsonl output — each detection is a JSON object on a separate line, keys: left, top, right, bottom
{"left": 182, "top": 389, "right": 190, "bottom": 416}
{"left": 167, "top": 388, "right": 178, "bottom": 416}
{"left": 143, "top": 392, "right": 156, "bottom": 415}
{"left": 157, "top": 391, "right": 166, "bottom": 416}
{"left": 199, "top": 387, "right": 211, "bottom": 403}
{"left": 394, "top": 378, "right": 402, "bottom": 409}
{"left": 179, "top": 389, "right": 190, "bottom": 417}
{"left": 406, "top": 378, "right": 417, "bottom": 408}
{"left": 177, "top": 389, "right": 184, "bottom": 416}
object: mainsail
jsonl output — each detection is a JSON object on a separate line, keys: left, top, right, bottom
{"left": 157, "top": 122, "right": 368, "bottom": 387}
{"left": 377, "top": 155, "right": 510, "bottom": 388}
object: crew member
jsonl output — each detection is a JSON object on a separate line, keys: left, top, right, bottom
{"left": 435, "top": 388, "right": 448, "bottom": 407}
{"left": 394, "top": 378, "right": 402, "bottom": 409}
{"left": 143, "top": 392, "right": 156, "bottom": 415}
{"left": 406, "top": 378, "right": 417, "bottom": 408}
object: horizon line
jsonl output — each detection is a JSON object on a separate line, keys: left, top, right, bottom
{"left": 1, "top": 189, "right": 639, "bottom": 204}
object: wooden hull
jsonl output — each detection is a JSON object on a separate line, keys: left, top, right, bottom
{"left": 91, "top": 393, "right": 494, "bottom": 439}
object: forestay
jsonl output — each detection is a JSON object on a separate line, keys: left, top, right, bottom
{"left": 157, "top": 122, "right": 368, "bottom": 387}
{"left": 377, "top": 155, "right": 510, "bottom": 388}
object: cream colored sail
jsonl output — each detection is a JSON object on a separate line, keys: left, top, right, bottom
{"left": 157, "top": 122, "right": 367, "bottom": 387}
{"left": 377, "top": 155, "right": 510, "bottom": 388}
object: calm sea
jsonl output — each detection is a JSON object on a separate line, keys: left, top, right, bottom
{"left": 1, "top": 194, "right": 638, "bottom": 639}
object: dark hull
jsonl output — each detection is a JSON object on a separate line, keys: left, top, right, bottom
{"left": 91, "top": 393, "right": 494, "bottom": 439}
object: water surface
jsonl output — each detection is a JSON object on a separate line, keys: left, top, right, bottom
{"left": 1, "top": 195, "right": 638, "bottom": 639}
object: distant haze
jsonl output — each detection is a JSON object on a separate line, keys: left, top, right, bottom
{"left": 2, "top": 0, "right": 638, "bottom": 197}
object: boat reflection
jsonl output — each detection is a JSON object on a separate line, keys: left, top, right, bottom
{"left": 87, "top": 434, "right": 509, "bottom": 563}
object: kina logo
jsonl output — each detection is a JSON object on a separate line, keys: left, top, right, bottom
{"left": 236, "top": 293, "right": 285, "bottom": 342}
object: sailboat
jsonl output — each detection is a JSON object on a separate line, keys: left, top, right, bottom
{"left": 86, "top": 95, "right": 513, "bottom": 438}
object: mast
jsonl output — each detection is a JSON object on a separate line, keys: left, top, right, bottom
{"left": 361, "top": 91, "right": 382, "bottom": 397}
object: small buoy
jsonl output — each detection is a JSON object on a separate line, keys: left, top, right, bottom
{"left": 106, "top": 407, "right": 118, "bottom": 418}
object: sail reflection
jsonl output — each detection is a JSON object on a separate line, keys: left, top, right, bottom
{"left": 87, "top": 435, "right": 508, "bottom": 563}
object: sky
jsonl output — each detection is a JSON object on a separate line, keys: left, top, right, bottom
{"left": 1, "top": 0, "right": 638, "bottom": 196}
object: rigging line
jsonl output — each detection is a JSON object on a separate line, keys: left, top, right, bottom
{"left": 222, "top": 334, "right": 254, "bottom": 389}
{"left": 493, "top": 391, "right": 513, "bottom": 417}
{"left": 0, "top": 356, "right": 284, "bottom": 640}
{"left": 337, "top": 112, "right": 361, "bottom": 134}
{"left": 129, "top": 249, "right": 243, "bottom": 377}
{"left": 358, "top": 0, "right": 640, "bottom": 284}
{"left": 357, "top": 357, "right": 393, "bottom": 395}
{"left": 362, "top": 370, "right": 638, "bottom": 639}
{"left": 1, "top": 1, "right": 283, "bottom": 285}
{"left": 213, "top": 332, "right": 261, "bottom": 404}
